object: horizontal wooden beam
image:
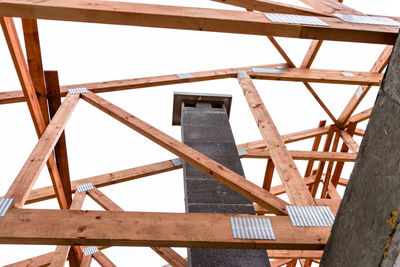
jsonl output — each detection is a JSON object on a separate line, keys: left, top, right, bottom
{"left": 0, "top": 63, "right": 285, "bottom": 105}
{"left": 5, "top": 93, "right": 80, "bottom": 208}
{"left": 270, "top": 259, "right": 294, "bottom": 267}
{"left": 82, "top": 91, "right": 288, "bottom": 214}
{"left": 345, "top": 108, "right": 372, "bottom": 127}
{"left": 0, "top": 209, "right": 329, "bottom": 250}
{"left": 50, "top": 191, "right": 86, "bottom": 267}
{"left": 243, "top": 149, "right": 356, "bottom": 162}
{"left": 354, "top": 128, "right": 365, "bottom": 136}
{"left": 0, "top": 66, "right": 381, "bottom": 105}
{"left": 267, "top": 249, "right": 323, "bottom": 259}
{"left": 26, "top": 159, "right": 180, "bottom": 204}
{"left": 254, "top": 199, "right": 340, "bottom": 215}
{"left": 250, "top": 68, "right": 382, "bottom": 86}
{"left": 87, "top": 187, "right": 187, "bottom": 267}
{"left": 238, "top": 125, "right": 329, "bottom": 149}
{"left": 5, "top": 247, "right": 109, "bottom": 267}
{"left": 211, "top": 0, "right": 331, "bottom": 17}
{"left": 0, "top": 0, "right": 398, "bottom": 44}
{"left": 270, "top": 176, "right": 316, "bottom": 196}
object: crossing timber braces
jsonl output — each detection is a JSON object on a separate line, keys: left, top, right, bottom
{"left": 0, "top": 0, "right": 398, "bottom": 266}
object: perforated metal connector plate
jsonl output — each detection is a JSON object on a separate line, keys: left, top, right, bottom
{"left": 237, "top": 148, "right": 248, "bottom": 157}
{"left": 176, "top": 73, "right": 194, "bottom": 79}
{"left": 83, "top": 246, "right": 99, "bottom": 256}
{"left": 171, "top": 158, "right": 184, "bottom": 166}
{"left": 264, "top": 13, "right": 329, "bottom": 26}
{"left": 237, "top": 70, "right": 249, "bottom": 79}
{"left": 230, "top": 217, "right": 276, "bottom": 240}
{"left": 0, "top": 198, "right": 13, "bottom": 217}
{"left": 252, "top": 67, "right": 285, "bottom": 74}
{"left": 341, "top": 72, "right": 356, "bottom": 77}
{"left": 76, "top": 183, "right": 94, "bottom": 192}
{"left": 68, "top": 87, "right": 88, "bottom": 94}
{"left": 335, "top": 14, "right": 400, "bottom": 27}
{"left": 286, "top": 206, "right": 335, "bottom": 227}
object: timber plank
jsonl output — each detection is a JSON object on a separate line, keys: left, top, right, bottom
{"left": 81, "top": 91, "right": 288, "bottom": 215}
{"left": 5, "top": 94, "right": 80, "bottom": 208}
{"left": 0, "top": 209, "right": 330, "bottom": 250}
{"left": 238, "top": 75, "right": 315, "bottom": 206}
{"left": 0, "top": 0, "right": 398, "bottom": 44}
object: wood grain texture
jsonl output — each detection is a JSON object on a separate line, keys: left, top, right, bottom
{"left": 238, "top": 75, "right": 315, "bottom": 206}
{"left": 211, "top": 0, "right": 331, "bottom": 17}
{"left": 0, "top": 209, "right": 329, "bottom": 250}
{"left": 5, "top": 94, "right": 79, "bottom": 208}
{"left": 0, "top": 0, "right": 398, "bottom": 44}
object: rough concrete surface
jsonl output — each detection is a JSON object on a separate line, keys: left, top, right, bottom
{"left": 321, "top": 34, "right": 400, "bottom": 267}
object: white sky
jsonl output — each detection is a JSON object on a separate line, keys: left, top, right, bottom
{"left": 0, "top": 0, "right": 399, "bottom": 266}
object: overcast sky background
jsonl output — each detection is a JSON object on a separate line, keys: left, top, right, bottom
{"left": 0, "top": 0, "right": 399, "bottom": 266}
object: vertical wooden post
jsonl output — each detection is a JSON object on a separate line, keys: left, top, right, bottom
{"left": 45, "top": 71, "right": 73, "bottom": 205}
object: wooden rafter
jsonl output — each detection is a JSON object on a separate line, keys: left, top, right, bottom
{"left": 320, "top": 129, "right": 341, "bottom": 198}
{"left": 339, "top": 130, "right": 360, "bottom": 153}
{"left": 81, "top": 91, "right": 289, "bottom": 214}
{"left": 4, "top": 93, "right": 80, "bottom": 208}
{"left": 299, "top": 0, "right": 364, "bottom": 15}
{"left": 0, "top": 1, "right": 398, "bottom": 44}
{"left": 267, "top": 250, "right": 323, "bottom": 259}
{"left": 337, "top": 45, "right": 393, "bottom": 126}
{"left": 304, "top": 121, "right": 326, "bottom": 177}
{"left": 0, "top": 66, "right": 383, "bottom": 105}
{"left": 331, "top": 122, "right": 357, "bottom": 186}
{"left": 301, "top": 40, "right": 323, "bottom": 69}
{"left": 309, "top": 125, "right": 335, "bottom": 197}
{"left": 44, "top": 71, "right": 74, "bottom": 206}
{"left": 92, "top": 252, "right": 116, "bottom": 267}
{"left": 243, "top": 149, "right": 357, "bottom": 162}
{"left": 345, "top": 107, "right": 372, "bottom": 126}
{"left": 21, "top": 19, "right": 49, "bottom": 125}
{"left": 1, "top": 17, "right": 73, "bottom": 209}
{"left": 211, "top": 0, "right": 332, "bottom": 17}
{"left": 237, "top": 74, "right": 316, "bottom": 206}
{"left": 0, "top": 63, "right": 286, "bottom": 104}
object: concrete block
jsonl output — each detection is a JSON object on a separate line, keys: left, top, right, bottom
{"left": 182, "top": 109, "right": 230, "bottom": 127}
{"left": 184, "top": 158, "right": 245, "bottom": 179}
{"left": 182, "top": 125, "right": 234, "bottom": 143}
{"left": 184, "top": 141, "right": 239, "bottom": 159}
{"left": 184, "top": 178, "right": 253, "bottom": 205}
{"left": 187, "top": 203, "right": 256, "bottom": 214}
{"left": 189, "top": 248, "right": 269, "bottom": 267}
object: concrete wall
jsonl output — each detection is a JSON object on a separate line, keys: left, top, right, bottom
{"left": 321, "top": 34, "right": 400, "bottom": 266}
